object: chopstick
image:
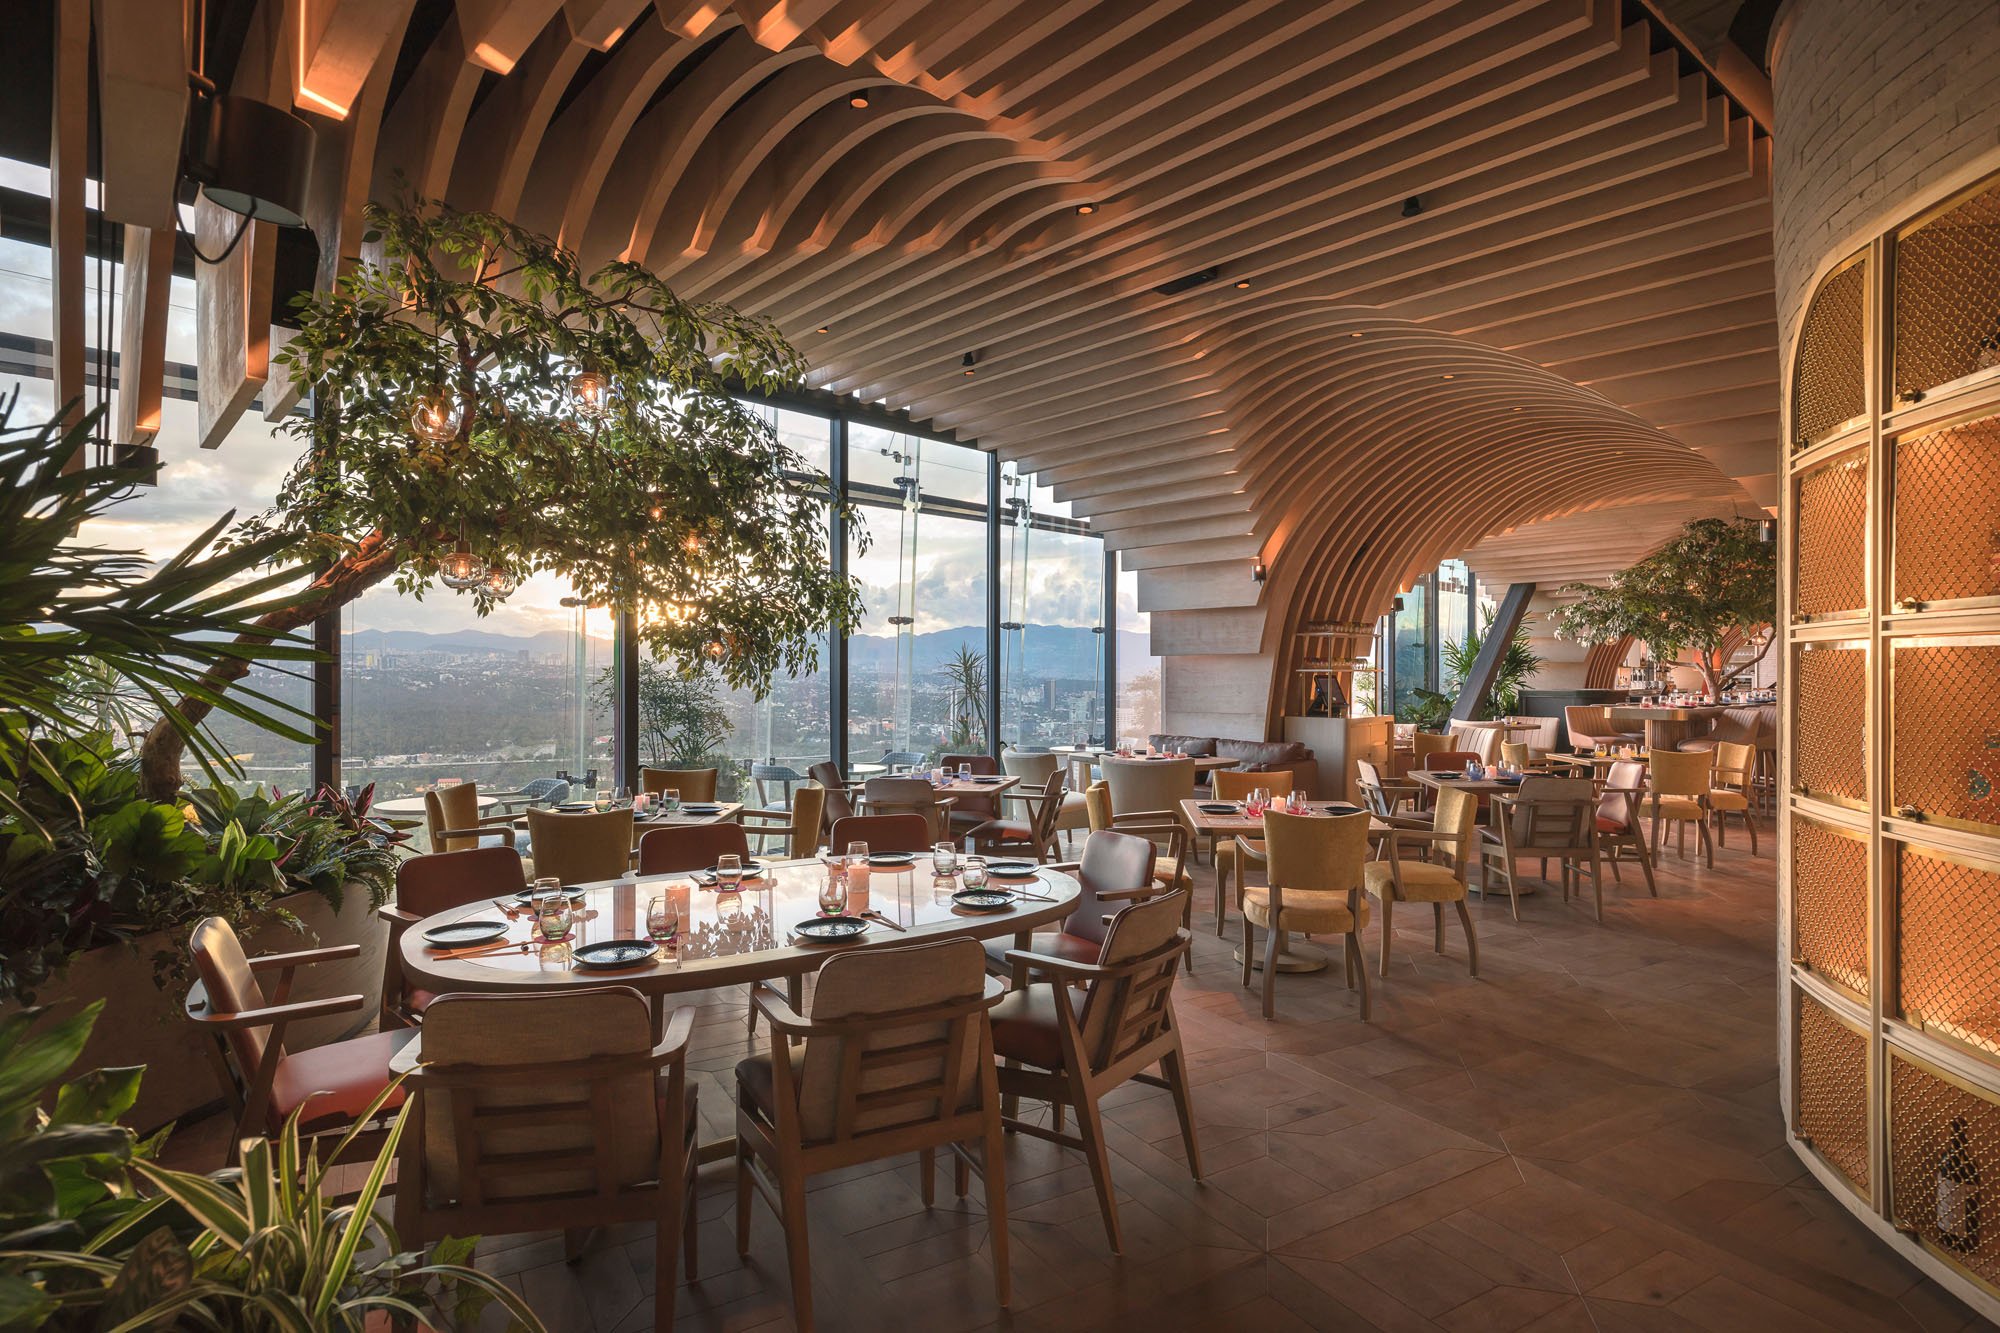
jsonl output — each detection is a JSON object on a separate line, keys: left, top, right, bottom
{"left": 434, "top": 939, "right": 529, "bottom": 960}
{"left": 861, "top": 910, "right": 908, "bottom": 932}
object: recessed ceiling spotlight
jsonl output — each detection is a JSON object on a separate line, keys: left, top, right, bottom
{"left": 1234, "top": 279, "right": 1251, "bottom": 289}
{"left": 1075, "top": 202, "right": 1096, "bottom": 215}
{"left": 849, "top": 93, "right": 870, "bottom": 108}
{"left": 1349, "top": 331, "right": 1364, "bottom": 338}
{"left": 1402, "top": 196, "right": 1423, "bottom": 217}
{"left": 962, "top": 351, "right": 977, "bottom": 376}
{"left": 1441, "top": 373, "right": 1455, "bottom": 380}
{"left": 815, "top": 325, "right": 830, "bottom": 334}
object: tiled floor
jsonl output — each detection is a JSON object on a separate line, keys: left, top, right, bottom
{"left": 170, "top": 818, "right": 1988, "bottom": 1330}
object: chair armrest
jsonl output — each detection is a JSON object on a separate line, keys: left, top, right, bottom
{"left": 438, "top": 825, "right": 517, "bottom": 845}
{"left": 655, "top": 1005, "right": 698, "bottom": 1061}
{"left": 377, "top": 905, "right": 425, "bottom": 926}
{"left": 1111, "top": 808, "right": 1179, "bottom": 823}
{"left": 248, "top": 944, "right": 362, "bottom": 972}
{"left": 186, "top": 993, "right": 365, "bottom": 1027}
{"left": 1096, "top": 885, "right": 1160, "bottom": 903}
{"left": 749, "top": 986, "right": 816, "bottom": 1036}
{"left": 475, "top": 811, "right": 526, "bottom": 827}
{"left": 738, "top": 807, "right": 791, "bottom": 821}
{"left": 1003, "top": 949, "right": 1116, "bottom": 982}
{"left": 1042, "top": 860, "right": 1082, "bottom": 873}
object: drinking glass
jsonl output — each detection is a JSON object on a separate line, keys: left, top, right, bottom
{"left": 958, "top": 762, "right": 973, "bottom": 779}
{"left": 661, "top": 788, "right": 681, "bottom": 815}
{"left": 612, "top": 786, "right": 631, "bottom": 808}
{"left": 593, "top": 788, "right": 612, "bottom": 812}
{"left": 932, "top": 841, "right": 959, "bottom": 878}
{"left": 537, "top": 892, "right": 572, "bottom": 942}
{"left": 846, "top": 840, "right": 870, "bottom": 866}
{"left": 632, "top": 791, "right": 651, "bottom": 817}
{"left": 960, "top": 859, "right": 988, "bottom": 890}
{"left": 817, "top": 869, "right": 849, "bottom": 917}
{"left": 715, "top": 853, "right": 743, "bottom": 891}
{"left": 647, "top": 895, "right": 679, "bottom": 941}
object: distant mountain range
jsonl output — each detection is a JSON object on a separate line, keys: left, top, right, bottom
{"left": 344, "top": 625, "right": 1149, "bottom": 680}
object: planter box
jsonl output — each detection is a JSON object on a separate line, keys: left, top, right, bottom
{"left": 5, "top": 885, "right": 385, "bottom": 1134}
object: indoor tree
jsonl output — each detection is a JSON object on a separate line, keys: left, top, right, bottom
{"left": 594, "top": 658, "right": 732, "bottom": 768}
{"left": 940, "top": 646, "right": 986, "bottom": 749}
{"left": 1550, "top": 517, "right": 1776, "bottom": 697}
{"left": 136, "top": 197, "right": 862, "bottom": 799}
{"left": 1439, "top": 612, "right": 1544, "bottom": 719}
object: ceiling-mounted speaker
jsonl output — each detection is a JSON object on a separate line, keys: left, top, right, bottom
{"left": 185, "top": 90, "right": 318, "bottom": 230}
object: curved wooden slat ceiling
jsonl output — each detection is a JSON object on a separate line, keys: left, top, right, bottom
{"left": 221, "top": 0, "right": 1778, "bottom": 664}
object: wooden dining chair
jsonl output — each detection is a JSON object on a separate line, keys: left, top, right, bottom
{"left": 1083, "top": 779, "right": 1194, "bottom": 953}
{"left": 184, "top": 916, "right": 415, "bottom": 1164}
{"left": 1211, "top": 769, "right": 1295, "bottom": 938}
{"left": 397, "top": 988, "right": 698, "bottom": 1332}
{"left": 638, "top": 820, "right": 752, "bottom": 874}
{"left": 1365, "top": 784, "right": 1480, "bottom": 977}
{"left": 735, "top": 938, "right": 1010, "bottom": 1331}
{"left": 423, "top": 782, "right": 522, "bottom": 854}
{"left": 1411, "top": 731, "right": 1455, "bottom": 764}
{"left": 829, "top": 812, "right": 933, "bottom": 854}
{"left": 861, "top": 776, "right": 953, "bottom": 841}
{"left": 1419, "top": 750, "right": 1487, "bottom": 813}
{"left": 1101, "top": 755, "right": 1198, "bottom": 857}
{"left": 1242, "top": 810, "right": 1372, "bottom": 1021}
{"left": 378, "top": 846, "right": 526, "bottom": 1029}
{"left": 980, "top": 829, "right": 1159, "bottom": 979}
{"left": 524, "top": 807, "right": 633, "bottom": 883}
{"left": 742, "top": 783, "right": 827, "bottom": 857}
{"left": 993, "top": 889, "right": 1199, "bottom": 1252}
{"left": 1004, "top": 749, "right": 1089, "bottom": 850}
{"left": 1500, "top": 740, "right": 1533, "bottom": 769}
{"left": 1356, "top": 759, "right": 1430, "bottom": 827}
{"left": 1708, "top": 740, "right": 1759, "bottom": 854}
{"left": 640, "top": 766, "right": 719, "bottom": 802}
{"left": 940, "top": 752, "right": 1001, "bottom": 838}
{"left": 1591, "top": 758, "right": 1658, "bottom": 897}
{"left": 808, "top": 761, "right": 858, "bottom": 830}
{"left": 1646, "top": 748, "right": 1714, "bottom": 868}
{"left": 969, "top": 770, "right": 1066, "bottom": 862}
{"left": 1478, "top": 777, "right": 1600, "bottom": 921}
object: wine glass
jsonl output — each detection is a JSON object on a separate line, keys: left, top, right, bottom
{"left": 932, "top": 841, "right": 959, "bottom": 878}
{"left": 715, "top": 853, "right": 743, "bottom": 892}
{"left": 647, "top": 894, "right": 679, "bottom": 942}
{"left": 661, "top": 787, "right": 681, "bottom": 815}
{"left": 846, "top": 840, "right": 869, "bottom": 868}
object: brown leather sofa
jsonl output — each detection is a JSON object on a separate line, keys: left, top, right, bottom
{"left": 1148, "top": 733, "right": 1317, "bottom": 796}
{"left": 1563, "top": 705, "right": 1644, "bottom": 751}
{"left": 1673, "top": 705, "right": 1775, "bottom": 754}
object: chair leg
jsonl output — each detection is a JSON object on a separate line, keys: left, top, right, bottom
{"left": 1433, "top": 902, "right": 1444, "bottom": 953}
{"left": 1348, "top": 933, "right": 1371, "bottom": 1021}
{"left": 778, "top": 1159, "right": 815, "bottom": 1330}
{"left": 1261, "top": 920, "right": 1281, "bottom": 1020}
{"left": 1072, "top": 1079, "right": 1124, "bottom": 1253}
{"left": 984, "top": 1121, "right": 1012, "bottom": 1308}
{"left": 919, "top": 1146, "right": 936, "bottom": 1205}
{"left": 1700, "top": 817, "right": 1714, "bottom": 870}
{"left": 954, "top": 1145, "right": 971, "bottom": 1198}
{"left": 1215, "top": 846, "right": 1230, "bottom": 937}
{"left": 1589, "top": 847, "right": 1603, "bottom": 923}
{"left": 1160, "top": 1045, "right": 1202, "bottom": 1179}
{"left": 1506, "top": 856, "right": 1521, "bottom": 922}
{"left": 1637, "top": 837, "right": 1658, "bottom": 897}
{"left": 1747, "top": 811, "right": 1759, "bottom": 856}
{"left": 1377, "top": 892, "right": 1394, "bottom": 978}
{"left": 1241, "top": 919, "right": 1256, "bottom": 992}
{"left": 1455, "top": 899, "right": 1479, "bottom": 977}
{"left": 655, "top": 1163, "right": 684, "bottom": 1331}
{"left": 734, "top": 1141, "right": 755, "bottom": 1257}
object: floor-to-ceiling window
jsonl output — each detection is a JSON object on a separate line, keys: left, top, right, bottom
{"left": 999, "top": 471, "right": 1104, "bottom": 751}
{"left": 1115, "top": 556, "right": 1160, "bottom": 743}
{"left": 1390, "top": 577, "right": 1431, "bottom": 718}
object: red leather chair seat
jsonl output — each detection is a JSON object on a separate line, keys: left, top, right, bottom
{"left": 981, "top": 931, "right": 1096, "bottom": 974}
{"left": 1595, "top": 815, "right": 1627, "bottom": 834}
{"left": 989, "top": 984, "right": 1066, "bottom": 1070}
{"left": 270, "top": 1028, "right": 417, "bottom": 1122}
{"left": 407, "top": 987, "right": 441, "bottom": 1014}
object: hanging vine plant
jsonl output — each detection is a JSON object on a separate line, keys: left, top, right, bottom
{"left": 137, "top": 196, "right": 863, "bottom": 798}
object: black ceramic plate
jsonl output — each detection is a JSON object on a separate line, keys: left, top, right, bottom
{"left": 423, "top": 919, "right": 509, "bottom": 947}
{"left": 866, "top": 852, "right": 916, "bottom": 867}
{"left": 557, "top": 801, "right": 596, "bottom": 811}
{"left": 571, "top": 939, "right": 659, "bottom": 969}
{"left": 795, "top": 915, "right": 869, "bottom": 941}
{"left": 681, "top": 803, "right": 724, "bottom": 815}
{"left": 985, "top": 859, "right": 1038, "bottom": 878}
{"left": 703, "top": 861, "right": 765, "bottom": 879}
{"left": 952, "top": 889, "right": 1015, "bottom": 912}
{"left": 512, "top": 885, "right": 588, "bottom": 904}
{"left": 1493, "top": 775, "right": 1524, "bottom": 786}
{"left": 1322, "top": 802, "right": 1363, "bottom": 814}
{"left": 1197, "top": 802, "right": 1238, "bottom": 814}
{"left": 970, "top": 774, "right": 1005, "bottom": 783}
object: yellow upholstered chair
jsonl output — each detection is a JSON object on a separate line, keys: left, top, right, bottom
{"left": 640, "top": 767, "right": 718, "bottom": 802}
{"left": 1241, "top": 809, "right": 1373, "bottom": 1021}
{"left": 1500, "top": 740, "right": 1533, "bottom": 770}
{"left": 1411, "top": 731, "right": 1454, "bottom": 764}
{"left": 422, "top": 782, "right": 521, "bottom": 855}
{"left": 1708, "top": 741, "right": 1758, "bottom": 855}
{"left": 1592, "top": 759, "right": 1658, "bottom": 897}
{"left": 1646, "top": 748, "right": 1714, "bottom": 868}
{"left": 1364, "top": 784, "right": 1479, "bottom": 977}
{"left": 1212, "top": 770, "right": 1295, "bottom": 940}
{"left": 742, "top": 783, "right": 827, "bottom": 858}
{"left": 524, "top": 807, "right": 633, "bottom": 884}
{"left": 1003, "top": 750, "right": 1090, "bottom": 850}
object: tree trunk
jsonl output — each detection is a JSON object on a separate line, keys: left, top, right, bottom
{"left": 136, "top": 532, "right": 402, "bottom": 800}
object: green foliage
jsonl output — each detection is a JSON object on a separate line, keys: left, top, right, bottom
{"left": 1399, "top": 689, "right": 1452, "bottom": 731}
{"left": 1439, "top": 613, "right": 1544, "bottom": 719}
{"left": 1551, "top": 517, "right": 1775, "bottom": 692}
{"left": 0, "top": 396, "right": 319, "bottom": 825}
{"left": 0, "top": 733, "right": 402, "bottom": 1004}
{"left": 596, "top": 658, "right": 734, "bottom": 767}
{"left": 940, "top": 647, "right": 986, "bottom": 749}
{"left": 244, "top": 196, "right": 863, "bottom": 697}
{"left": 0, "top": 1008, "right": 542, "bottom": 1333}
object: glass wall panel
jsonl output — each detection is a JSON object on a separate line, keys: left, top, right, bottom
{"left": 1392, "top": 578, "right": 1430, "bottom": 719}
{"left": 1000, "top": 471, "right": 1104, "bottom": 750}
{"left": 1115, "top": 559, "right": 1161, "bottom": 742}
{"left": 1437, "top": 559, "right": 1472, "bottom": 666}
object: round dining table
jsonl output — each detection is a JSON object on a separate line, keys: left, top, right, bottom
{"left": 397, "top": 857, "right": 1081, "bottom": 1019}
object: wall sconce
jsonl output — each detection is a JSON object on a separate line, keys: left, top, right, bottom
{"left": 1758, "top": 517, "right": 1777, "bottom": 544}
{"left": 1251, "top": 560, "right": 1267, "bottom": 583}
{"left": 1392, "top": 596, "right": 1405, "bottom": 613}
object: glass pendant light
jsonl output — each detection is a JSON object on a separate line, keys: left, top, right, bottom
{"left": 483, "top": 565, "right": 519, "bottom": 598}
{"left": 570, "top": 369, "right": 612, "bottom": 418}
{"left": 439, "top": 537, "right": 488, "bottom": 589}
{"left": 410, "top": 391, "right": 463, "bottom": 442}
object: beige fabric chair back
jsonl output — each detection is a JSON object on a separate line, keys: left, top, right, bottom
{"left": 809, "top": 761, "right": 856, "bottom": 825}
{"left": 1504, "top": 777, "right": 1596, "bottom": 848}
{"left": 189, "top": 916, "right": 271, "bottom": 1074}
{"left": 1598, "top": 759, "right": 1649, "bottom": 826}
{"left": 424, "top": 783, "right": 483, "bottom": 853}
{"left": 1078, "top": 889, "right": 1189, "bottom": 1072}
{"left": 1084, "top": 781, "right": 1112, "bottom": 831}
{"left": 1713, "top": 741, "right": 1756, "bottom": 788}
{"left": 1001, "top": 750, "right": 1060, "bottom": 785}
{"left": 783, "top": 785, "right": 828, "bottom": 857}
{"left": 1432, "top": 785, "right": 1480, "bottom": 863}
{"left": 862, "top": 776, "right": 947, "bottom": 836}
{"left": 1448, "top": 724, "right": 1501, "bottom": 764}
{"left": 1261, "top": 809, "right": 1370, "bottom": 893}
{"left": 1067, "top": 830, "right": 1156, "bottom": 945}
{"left": 1411, "top": 731, "right": 1454, "bottom": 762}
{"left": 524, "top": 807, "right": 633, "bottom": 883}
{"left": 1505, "top": 717, "right": 1561, "bottom": 751}
{"left": 640, "top": 767, "right": 718, "bottom": 801}
{"left": 414, "top": 988, "right": 660, "bottom": 1204}
{"left": 1648, "top": 748, "right": 1710, "bottom": 798}
{"left": 1101, "top": 756, "right": 1195, "bottom": 820}
{"left": 829, "top": 813, "right": 933, "bottom": 854}
{"left": 1213, "top": 768, "right": 1293, "bottom": 802}
{"left": 1355, "top": 759, "right": 1395, "bottom": 817}
{"left": 1500, "top": 741, "right": 1532, "bottom": 769}
{"left": 794, "top": 937, "right": 989, "bottom": 1143}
